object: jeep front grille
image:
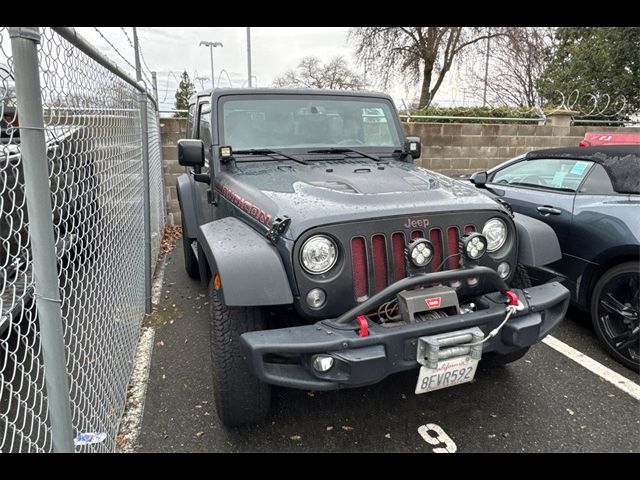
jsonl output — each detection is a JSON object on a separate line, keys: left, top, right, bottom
{"left": 350, "top": 224, "right": 476, "bottom": 299}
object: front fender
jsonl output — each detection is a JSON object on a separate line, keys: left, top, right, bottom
{"left": 176, "top": 174, "right": 198, "bottom": 239}
{"left": 198, "top": 217, "right": 293, "bottom": 307}
{"left": 514, "top": 213, "right": 562, "bottom": 267}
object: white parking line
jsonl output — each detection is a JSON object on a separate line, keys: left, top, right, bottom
{"left": 117, "top": 255, "right": 166, "bottom": 452}
{"left": 542, "top": 335, "right": 640, "bottom": 401}
{"left": 151, "top": 257, "right": 166, "bottom": 306}
{"left": 116, "top": 326, "right": 155, "bottom": 452}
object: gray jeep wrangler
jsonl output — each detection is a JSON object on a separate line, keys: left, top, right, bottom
{"left": 177, "top": 88, "right": 570, "bottom": 426}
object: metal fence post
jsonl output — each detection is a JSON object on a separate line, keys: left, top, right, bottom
{"left": 151, "top": 72, "right": 166, "bottom": 223}
{"left": 151, "top": 71, "right": 159, "bottom": 102}
{"left": 133, "top": 27, "right": 152, "bottom": 314}
{"left": 8, "top": 26, "right": 74, "bottom": 453}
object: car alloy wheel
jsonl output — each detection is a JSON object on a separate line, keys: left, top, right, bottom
{"left": 593, "top": 265, "right": 639, "bottom": 370}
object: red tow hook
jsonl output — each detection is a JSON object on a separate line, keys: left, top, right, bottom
{"left": 356, "top": 315, "right": 369, "bottom": 337}
{"left": 503, "top": 290, "right": 519, "bottom": 307}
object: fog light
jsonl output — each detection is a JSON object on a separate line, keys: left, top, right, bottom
{"left": 467, "top": 277, "right": 479, "bottom": 286}
{"left": 406, "top": 238, "right": 434, "bottom": 267}
{"left": 497, "top": 262, "right": 511, "bottom": 279}
{"left": 306, "top": 288, "right": 326, "bottom": 309}
{"left": 449, "top": 280, "right": 462, "bottom": 289}
{"left": 312, "top": 354, "right": 334, "bottom": 373}
{"left": 460, "top": 232, "right": 487, "bottom": 261}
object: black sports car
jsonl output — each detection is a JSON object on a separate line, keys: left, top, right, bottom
{"left": 470, "top": 145, "right": 640, "bottom": 370}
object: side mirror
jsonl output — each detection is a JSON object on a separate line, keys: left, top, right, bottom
{"left": 178, "top": 139, "right": 205, "bottom": 169}
{"left": 470, "top": 171, "right": 488, "bottom": 188}
{"left": 404, "top": 136, "right": 422, "bottom": 159}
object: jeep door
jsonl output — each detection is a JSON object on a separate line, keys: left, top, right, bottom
{"left": 191, "top": 98, "right": 214, "bottom": 226}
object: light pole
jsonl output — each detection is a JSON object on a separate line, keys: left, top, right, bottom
{"left": 199, "top": 40, "right": 223, "bottom": 89}
{"left": 246, "top": 27, "right": 252, "bottom": 88}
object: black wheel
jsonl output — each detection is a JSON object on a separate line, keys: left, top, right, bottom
{"left": 481, "top": 347, "right": 530, "bottom": 368}
{"left": 181, "top": 216, "right": 200, "bottom": 280}
{"left": 209, "top": 281, "right": 271, "bottom": 426}
{"left": 509, "top": 263, "right": 532, "bottom": 289}
{"left": 590, "top": 262, "right": 639, "bottom": 371}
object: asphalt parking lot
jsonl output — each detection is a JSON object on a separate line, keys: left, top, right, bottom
{"left": 133, "top": 241, "right": 640, "bottom": 453}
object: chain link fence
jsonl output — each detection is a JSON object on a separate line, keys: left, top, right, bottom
{"left": 0, "top": 27, "right": 165, "bottom": 453}
{"left": 147, "top": 102, "right": 164, "bottom": 266}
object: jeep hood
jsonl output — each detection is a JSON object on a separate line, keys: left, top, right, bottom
{"left": 217, "top": 159, "right": 505, "bottom": 239}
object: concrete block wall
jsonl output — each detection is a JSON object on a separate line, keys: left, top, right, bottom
{"left": 160, "top": 117, "right": 187, "bottom": 226}
{"left": 160, "top": 116, "right": 640, "bottom": 224}
{"left": 404, "top": 122, "right": 640, "bottom": 177}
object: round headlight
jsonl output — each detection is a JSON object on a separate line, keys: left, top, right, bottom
{"left": 300, "top": 235, "right": 338, "bottom": 274}
{"left": 407, "top": 238, "right": 434, "bottom": 267}
{"left": 482, "top": 218, "right": 508, "bottom": 252}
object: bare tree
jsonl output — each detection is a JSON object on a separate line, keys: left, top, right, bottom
{"left": 465, "top": 28, "right": 555, "bottom": 107}
{"left": 273, "top": 56, "right": 364, "bottom": 90}
{"left": 349, "top": 27, "right": 506, "bottom": 109}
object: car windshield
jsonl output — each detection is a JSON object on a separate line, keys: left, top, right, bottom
{"left": 220, "top": 96, "right": 402, "bottom": 151}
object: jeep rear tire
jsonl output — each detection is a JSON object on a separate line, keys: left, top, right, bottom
{"left": 182, "top": 216, "right": 200, "bottom": 280}
{"left": 209, "top": 281, "right": 271, "bottom": 426}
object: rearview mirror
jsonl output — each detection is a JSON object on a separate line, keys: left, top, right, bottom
{"left": 470, "top": 171, "right": 488, "bottom": 188}
{"left": 404, "top": 136, "right": 422, "bottom": 159}
{"left": 178, "top": 139, "right": 205, "bottom": 169}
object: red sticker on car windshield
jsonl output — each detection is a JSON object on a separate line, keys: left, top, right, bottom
{"left": 425, "top": 297, "right": 441, "bottom": 309}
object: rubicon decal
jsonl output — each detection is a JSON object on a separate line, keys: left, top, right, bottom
{"left": 217, "top": 185, "right": 272, "bottom": 226}
{"left": 425, "top": 297, "right": 442, "bottom": 309}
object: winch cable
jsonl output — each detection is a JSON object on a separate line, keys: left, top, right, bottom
{"left": 461, "top": 292, "right": 525, "bottom": 347}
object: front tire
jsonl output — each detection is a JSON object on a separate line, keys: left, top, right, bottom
{"left": 209, "top": 281, "right": 271, "bottom": 426}
{"left": 590, "top": 262, "right": 639, "bottom": 371}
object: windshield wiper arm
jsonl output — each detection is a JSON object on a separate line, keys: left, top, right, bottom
{"left": 306, "top": 147, "right": 381, "bottom": 162}
{"left": 233, "top": 148, "right": 309, "bottom": 165}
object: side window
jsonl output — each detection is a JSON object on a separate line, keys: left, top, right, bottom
{"left": 578, "top": 163, "right": 615, "bottom": 194}
{"left": 197, "top": 102, "right": 212, "bottom": 161}
{"left": 186, "top": 104, "right": 196, "bottom": 138}
{"left": 490, "top": 158, "right": 594, "bottom": 192}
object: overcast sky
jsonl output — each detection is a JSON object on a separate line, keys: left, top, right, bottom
{"left": 73, "top": 27, "right": 467, "bottom": 112}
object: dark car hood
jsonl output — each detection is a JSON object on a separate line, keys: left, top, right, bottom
{"left": 217, "top": 159, "right": 505, "bottom": 238}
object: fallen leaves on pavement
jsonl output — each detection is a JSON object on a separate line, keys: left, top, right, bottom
{"left": 160, "top": 225, "right": 183, "bottom": 255}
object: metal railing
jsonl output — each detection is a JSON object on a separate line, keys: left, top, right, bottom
{"left": 399, "top": 114, "right": 544, "bottom": 123}
{"left": 1, "top": 27, "right": 165, "bottom": 452}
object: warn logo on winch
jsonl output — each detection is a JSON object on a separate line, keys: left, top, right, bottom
{"left": 425, "top": 297, "right": 442, "bottom": 309}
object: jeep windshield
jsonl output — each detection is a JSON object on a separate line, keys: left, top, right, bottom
{"left": 220, "top": 95, "right": 402, "bottom": 153}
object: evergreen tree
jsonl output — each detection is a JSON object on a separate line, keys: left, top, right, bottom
{"left": 538, "top": 28, "right": 640, "bottom": 116}
{"left": 174, "top": 70, "right": 196, "bottom": 117}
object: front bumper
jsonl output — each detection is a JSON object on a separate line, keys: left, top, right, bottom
{"left": 240, "top": 268, "right": 570, "bottom": 391}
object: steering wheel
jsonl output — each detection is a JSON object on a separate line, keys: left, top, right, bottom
{"left": 518, "top": 174, "right": 548, "bottom": 186}
{"left": 337, "top": 138, "right": 364, "bottom": 146}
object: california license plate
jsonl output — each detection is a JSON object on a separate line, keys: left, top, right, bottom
{"left": 415, "top": 356, "right": 479, "bottom": 394}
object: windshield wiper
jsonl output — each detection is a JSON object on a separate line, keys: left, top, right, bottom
{"left": 306, "top": 147, "right": 382, "bottom": 162}
{"left": 233, "top": 149, "right": 309, "bottom": 165}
